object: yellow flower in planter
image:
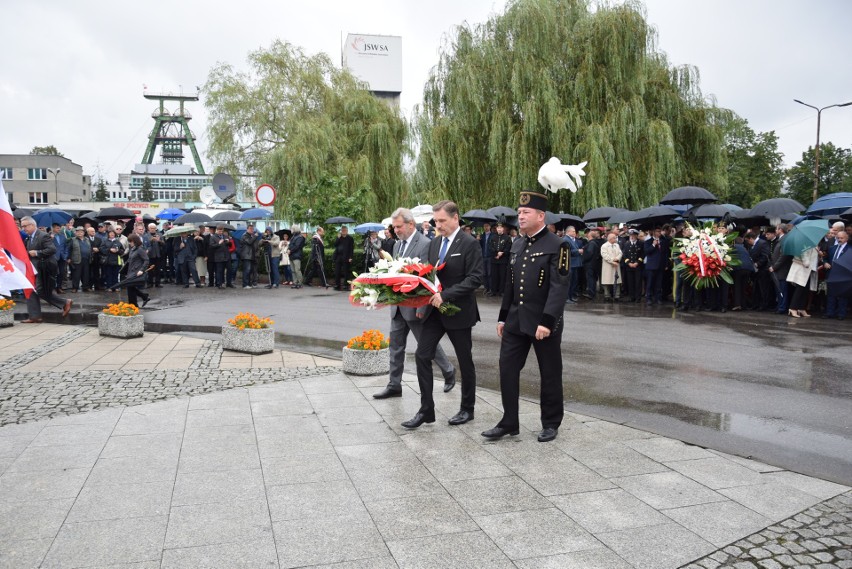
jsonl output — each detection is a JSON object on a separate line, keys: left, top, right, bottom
{"left": 227, "top": 312, "right": 273, "bottom": 329}
{"left": 0, "top": 298, "right": 15, "bottom": 311}
{"left": 347, "top": 329, "right": 389, "bottom": 351}
{"left": 103, "top": 302, "right": 139, "bottom": 317}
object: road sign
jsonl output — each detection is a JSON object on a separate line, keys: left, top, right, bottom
{"left": 255, "top": 184, "right": 276, "bottom": 207}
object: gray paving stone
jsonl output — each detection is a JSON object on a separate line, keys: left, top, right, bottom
{"left": 316, "top": 405, "right": 384, "bottom": 427}
{"left": 40, "top": 515, "right": 168, "bottom": 568}
{"left": 721, "top": 482, "right": 822, "bottom": 519}
{"left": 662, "top": 500, "right": 774, "bottom": 547}
{"left": 761, "top": 470, "right": 850, "bottom": 500}
{"left": 365, "top": 491, "right": 477, "bottom": 540}
{"left": 0, "top": 467, "right": 90, "bottom": 501}
{"left": 475, "top": 507, "right": 600, "bottom": 560}
{"left": 250, "top": 398, "right": 315, "bottom": 417}
{"left": 185, "top": 407, "right": 253, "bottom": 429}
{"left": 413, "top": 442, "right": 514, "bottom": 482}
{"left": 597, "top": 522, "right": 715, "bottom": 569}
{"left": 613, "top": 470, "right": 727, "bottom": 510}
{"left": 161, "top": 537, "right": 279, "bottom": 568}
{"left": 0, "top": 498, "right": 74, "bottom": 541}
{"left": 549, "top": 488, "right": 670, "bottom": 533}
{"left": 509, "top": 450, "right": 616, "bottom": 496}
{"left": 0, "top": 537, "right": 54, "bottom": 568}
{"left": 6, "top": 442, "right": 103, "bottom": 472}
{"left": 267, "top": 479, "right": 364, "bottom": 521}
{"left": 335, "top": 442, "right": 420, "bottom": 471}
{"left": 513, "top": 547, "right": 633, "bottom": 568}
{"left": 86, "top": 454, "right": 179, "bottom": 486}
{"left": 164, "top": 499, "right": 273, "bottom": 549}
{"left": 65, "top": 480, "right": 173, "bottom": 523}
{"left": 100, "top": 432, "right": 183, "bottom": 460}
{"left": 256, "top": 430, "right": 334, "bottom": 459}
{"left": 253, "top": 413, "right": 325, "bottom": 438}
{"left": 625, "top": 437, "right": 717, "bottom": 463}
{"left": 347, "top": 462, "right": 445, "bottom": 503}
{"left": 262, "top": 451, "right": 348, "bottom": 486}
{"left": 666, "top": 457, "right": 767, "bottom": 489}
{"left": 571, "top": 442, "right": 671, "bottom": 478}
{"left": 273, "top": 512, "right": 386, "bottom": 568}
{"left": 445, "top": 475, "right": 552, "bottom": 516}
{"left": 29, "top": 423, "right": 113, "bottom": 447}
{"left": 325, "top": 421, "right": 400, "bottom": 446}
{"left": 297, "top": 558, "right": 399, "bottom": 569}
{"left": 300, "top": 376, "right": 359, "bottom": 394}
{"left": 306, "top": 391, "right": 374, "bottom": 410}
{"left": 386, "top": 530, "right": 515, "bottom": 569}
{"left": 172, "top": 468, "right": 266, "bottom": 506}
{"left": 177, "top": 443, "right": 261, "bottom": 472}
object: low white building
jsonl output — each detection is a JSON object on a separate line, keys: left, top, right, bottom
{"left": 0, "top": 154, "right": 90, "bottom": 206}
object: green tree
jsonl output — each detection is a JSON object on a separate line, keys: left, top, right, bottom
{"left": 204, "top": 40, "right": 408, "bottom": 220}
{"left": 29, "top": 145, "right": 63, "bottom": 156}
{"left": 138, "top": 177, "right": 155, "bottom": 202}
{"left": 786, "top": 142, "right": 852, "bottom": 205}
{"left": 721, "top": 116, "right": 784, "bottom": 207}
{"left": 287, "top": 175, "right": 369, "bottom": 225}
{"left": 412, "top": 0, "right": 729, "bottom": 213}
{"left": 94, "top": 179, "right": 109, "bottom": 201}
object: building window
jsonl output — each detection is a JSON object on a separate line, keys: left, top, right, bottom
{"left": 27, "top": 168, "right": 48, "bottom": 180}
{"left": 0, "top": 167, "right": 12, "bottom": 180}
{"left": 28, "top": 192, "right": 49, "bottom": 205}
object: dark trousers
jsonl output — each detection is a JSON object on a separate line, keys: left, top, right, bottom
{"left": 711, "top": 281, "right": 730, "bottom": 310}
{"left": 181, "top": 259, "right": 199, "bottom": 285}
{"left": 207, "top": 258, "right": 216, "bottom": 286}
{"left": 227, "top": 258, "right": 238, "bottom": 286}
{"left": 585, "top": 265, "right": 598, "bottom": 298}
{"left": 334, "top": 258, "right": 351, "bottom": 289}
{"left": 89, "top": 260, "right": 102, "bottom": 289}
{"left": 241, "top": 259, "right": 254, "bottom": 287}
{"left": 755, "top": 270, "right": 773, "bottom": 309}
{"left": 497, "top": 328, "right": 564, "bottom": 430}
{"left": 788, "top": 282, "right": 809, "bottom": 311}
{"left": 70, "top": 261, "right": 89, "bottom": 291}
{"left": 624, "top": 267, "right": 642, "bottom": 301}
{"left": 148, "top": 257, "right": 163, "bottom": 286}
{"left": 103, "top": 264, "right": 119, "bottom": 289}
{"left": 127, "top": 285, "right": 148, "bottom": 307}
{"left": 482, "top": 258, "right": 491, "bottom": 292}
{"left": 568, "top": 267, "right": 581, "bottom": 300}
{"left": 491, "top": 262, "right": 507, "bottom": 295}
{"left": 56, "top": 259, "right": 67, "bottom": 290}
{"left": 164, "top": 251, "right": 176, "bottom": 282}
{"left": 644, "top": 269, "right": 662, "bottom": 303}
{"left": 26, "top": 263, "right": 66, "bottom": 318}
{"left": 214, "top": 261, "right": 226, "bottom": 287}
{"left": 304, "top": 257, "right": 328, "bottom": 287}
{"left": 733, "top": 271, "right": 752, "bottom": 308}
{"left": 415, "top": 312, "right": 476, "bottom": 415}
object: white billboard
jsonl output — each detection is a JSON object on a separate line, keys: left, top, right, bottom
{"left": 343, "top": 34, "right": 402, "bottom": 93}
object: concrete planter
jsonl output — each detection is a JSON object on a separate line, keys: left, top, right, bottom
{"left": 221, "top": 325, "right": 274, "bottom": 354}
{"left": 0, "top": 309, "right": 13, "bottom": 328}
{"left": 98, "top": 313, "right": 144, "bottom": 338}
{"left": 342, "top": 347, "right": 390, "bottom": 376}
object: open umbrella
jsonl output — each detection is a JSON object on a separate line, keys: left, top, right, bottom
{"left": 174, "top": 212, "right": 212, "bottom": 225}
{"left": 487, "top": 206, "right": 518, "bottom": 219}
{"left": 544, "top": 211, "right": 562, "bottom": 226}
{"left": 826, "top": 247, "right": 852, "bottom": 299}
{"left": 156, "top": 208, "right": 185, "bottom": 221}
{"left": 553, "top": 213, "right": 585, "bottom": 231}
{"left": 462, "top": 209, "right": 498, "bottom": 224}
{"left": 841, "top": 207, "right": 852, "bottom": 222}
{"left": 806, "top": 192, "right": 852, "bottom": 217}
{"left": 240, "top": 208, "right": 273, "bottom": 220}
{"left": 33, "top": 208, "right": 72, "bottom": 227}
{"left": 213, "top": 223, "right": 237, "bottom": 231}
{"left": 584, "top": 207, "right": 627, "bottom": 223}
{"left": 782, "top": 219, "right": 829, "bottom": 257}
{"left": 212, "top": 210, "right": 242, "bottom": 221}
{"left": 275, "top": 228, "right": 292, "bottom": 239}
{"left": 141, "top": 214, "right": 158, "bottom": 225}
{"left": 749, "top": 198, "right": 804, "bottom": 220}
{"left": 685, "top": 203, "right": 737, "bottom": 221}
{"left": 325, "top": 216, "right": 356, "bottom": 224}
{"left": 625, "top": 205, "right": 681, "bottom": 226}
{"left": 164, "top": 224, "right": 198, "bottom": 237}
{"left": 607, "top": 210, "right": 636, "bottom": 225}
{"left": 353, "top": 222, "right": 384, "bottom": 234}
{"left": 659, "top": 186, "right": 718, "bottom": 205}
{"left": 12, "top": 207, "right": 35, "bottom": 220}
{"left": 97, "top": 206, "right": 135, "bottom": 220}
{"left": 77, "top": 211, "right": 101, "bottom": 223}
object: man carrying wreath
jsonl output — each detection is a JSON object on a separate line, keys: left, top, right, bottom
{"left": 482, "top": 189, "right": 571, "bottom": 442}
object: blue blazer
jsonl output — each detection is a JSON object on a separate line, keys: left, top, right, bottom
{"left": 53, "top": 232, "right": 69, "bottom": 261}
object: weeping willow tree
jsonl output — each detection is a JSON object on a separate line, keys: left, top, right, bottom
{"left": 204, "top": 40, "right": 409, "bottom": 221}
{"left": 413, "top": 0, "right": 730, "bottom": 213}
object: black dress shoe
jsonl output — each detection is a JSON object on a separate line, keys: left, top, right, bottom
{"left": 373, "top": 387, "right": 402, "bottom": 399}
{"left": 141, "top": 297, "right": 150, "bottom": 308}
{"left": 401, "top": 412, "right": 435, "bottom": 429}
{"left": 481, "top": 426, "right": 519, "bottom": 439}
{"left": 443, "top": 376, "right": 456, "bottom": 393}
{"left": 538, "top": 427, "right": 558, "bottom": 442}
{"left": 448, "top": 410, "right": 473, "bottom": 425}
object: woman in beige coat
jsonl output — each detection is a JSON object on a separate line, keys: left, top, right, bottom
{"left": 785, "top": 246, "right": 818, "bottom": 317}
{"left": 600, "top": 232, "right": 623, "bottom": 301}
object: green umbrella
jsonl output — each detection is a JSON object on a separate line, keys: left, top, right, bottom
{"left": 164, "top": 224, "right": 198, "bottom": 237}
{"left": 782, "top": 219, "right": 829, "bottom": 257}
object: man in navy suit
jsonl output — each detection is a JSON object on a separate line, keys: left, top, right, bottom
{"left": 823, "top": 230, "right": 848, "bottom": 320}
{"left": 21, "top": 216, "right": 72, "bottom": 322}
{"left": 51, "top": 222, "right": 70, "bottom": 293}
{"left": 480, "top": 222, "right": 492, "bottom": 294}
{"left": 643, "top": 227, "right": 667, "bottom": 305}
{"left": 402, "top": 201, "right": 483, "bottom": 429}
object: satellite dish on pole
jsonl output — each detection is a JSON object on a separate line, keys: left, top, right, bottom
{"left": 212, "top": 172, "right": 236, "bottom": 201}
{"left": 199, "top": 186, "right": 220, "bottom": 206}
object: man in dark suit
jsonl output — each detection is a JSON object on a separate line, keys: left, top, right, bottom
{"left": 175, "top": 232, "right": 199, "bottom": 287}
{"left": 303, "top": 227, "right": 328, "bottom": 287}
{"left": 622, "top": 229, "right": 644, "bottom": 302}
{"left": 488, "top": 222, "right": 512, "bottom": 296}
{"left": 749, "top": 231, "right": 772, "bottom": 310}
{"left": 643, "top": 227, "right": 667, "bottom": 305}
{"left": 374, "top": 208, "right": 456, "bottom": 399}
{"left": 20, "top": 216, "right": 72, "bottom": 323}
{"left": 823, "top": 230, "right": 848, "bottom": 320}
{"left": 480, "top": 222, "right": 492, "bottom": 294}
{"left": 332, "top": 226, "right": 355, "bottom": 291}
{"left": 482, "top": 190, "right": 571, "bottom": 443}
{"left": 769, "top": 224, "right": 793, "bottom": 314}
{"left": 402, "top": 201, "right": 483, "bottom": 429}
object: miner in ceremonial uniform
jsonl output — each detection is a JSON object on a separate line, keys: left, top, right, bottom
{"left": 482, "top": 189, "right": 571, "bottom": 443}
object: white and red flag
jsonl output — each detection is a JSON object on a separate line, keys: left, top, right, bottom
{"left": 0, "top": 178, "right": 36, "bottom": 296}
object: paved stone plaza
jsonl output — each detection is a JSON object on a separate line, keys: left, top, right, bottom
{"left": 0, "top": 324, "right": 849, "bottom": 568}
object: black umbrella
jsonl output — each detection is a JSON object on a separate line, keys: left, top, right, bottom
{"left": 215, "top": 223, "right": 237, "bottom": 231}
{"left": 141, "top": 214, "right": 158, "bottom": 225}
{"left": 544, "top": 211, "right": 562, "bottom": 226}
{"left": 607, "top": 210, "right": 636, "bottom": 225}
{"left": 625, "top": 205, "right": 681, "bottom": 226}
{"left": 97, "top": 206, "right": 135, "bottom": 220}
{"left": 462, "top": 209, "right": 498, "bottom": 224}
{"left": 77, "top": 211, "right": 101, "bottom": 222}
{"left": 275, "top": 228, "right": 292, "bottom": 239}
{"left": 174, "top": 212, "right": 213, "bottom": 225}
{"left": 826, "top": 248, "right": 852, "bottom": 299}
{"left": 554, "top": 213, "right": 585, "bottom": 231}
{"left": 584, "top": 207, "right": 627, "bottom": 223}
{"left": 487, "top": 206, "right": 518, "bottom": 218}
{"left": 325, "top": 216, "right": 356, "bottom": 224}
{"left": 728, "top": 208, "right": 767, "bottom": 227}
{"left": 659, "top": 186, "right": 718, "bottom": 205}
{"left": 685, "top": 203, "right": 737, "bottom": 221}
{"left": 840, "top": 207, "right": 852, "bottom": 222}
{"left": 749, "top": 198, "right": 804, "bottom": 219}
{"left": 213, "top": 210, "right": 242, "bottom": 221}
{"left": 12, "top": 207, "right": 35, "bottom": 220}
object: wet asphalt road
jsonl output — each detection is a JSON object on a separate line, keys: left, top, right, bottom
{"left": 57, "top": 284, "right": 852, "bottom": 485}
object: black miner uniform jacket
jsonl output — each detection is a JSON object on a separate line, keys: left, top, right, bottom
{"left": 498, "top": 228, "right": 571, "bottom": 336}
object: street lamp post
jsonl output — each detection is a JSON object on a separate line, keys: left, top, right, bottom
{"left": 793, "top": 99, "right": 852, "bottom": 204}
{"left": 47, "top": 167, "right": 61, "bottom": 205}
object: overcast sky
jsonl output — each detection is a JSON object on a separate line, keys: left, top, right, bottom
{"left": 3, "top": 0, "right": 850, "bottom": 186}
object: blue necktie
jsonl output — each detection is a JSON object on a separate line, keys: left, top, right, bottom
{"left": 438, "top": 237, "right": 450, "bottom": 264}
